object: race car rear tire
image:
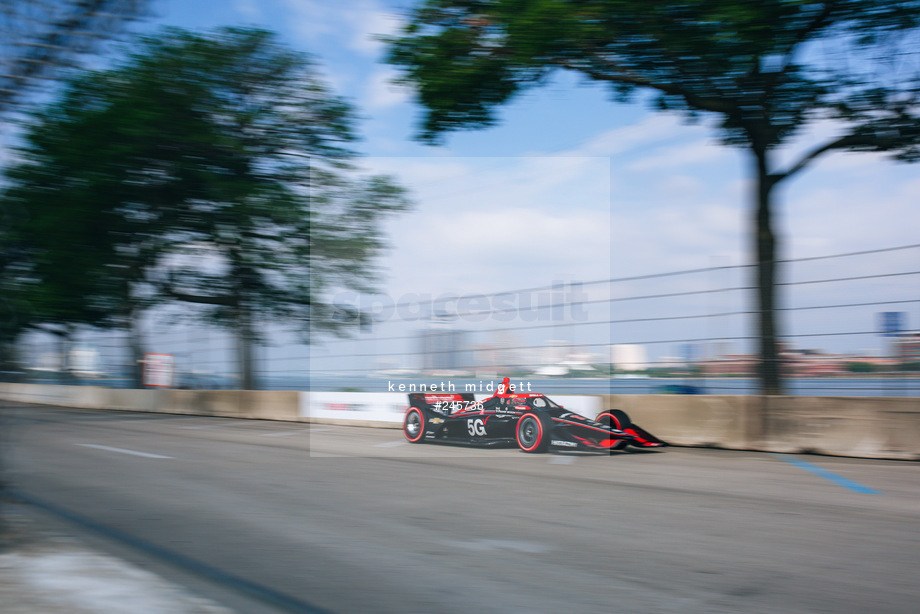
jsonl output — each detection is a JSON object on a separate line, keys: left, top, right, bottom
{"left": 516, "top": 412, "right": 552, "bottom": 453}
{"left": 404, "top": 407, "right": 426, "bottom": 443}
{"left": 596, "top": 410, "right": 631, "bottom": 451}
{"left": 596, "top": 409, "right": 632, "bottom": 430}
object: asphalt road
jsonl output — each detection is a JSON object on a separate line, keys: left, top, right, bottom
{"left": 3, "top": 403, "right": 919, "bottom": 614}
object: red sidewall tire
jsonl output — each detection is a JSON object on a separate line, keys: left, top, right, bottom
{"left": 596, "top": 409, "right": 631, "bottom": 430}
{"left": 404, "top": 407, "right": 426, "bottom": 443}
{"left": 516, "top": 412, "right": 550, "bottom": 453}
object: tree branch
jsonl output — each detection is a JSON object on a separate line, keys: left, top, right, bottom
{"left": 162, "top": 285, "right": 236, "bottom": 307}
{"left": 0, "top": 0, "right": 144, "bottom": 112}
{"left": 28, "top": 323, "right": 69, "bottom": 336}
{"left": 555, "top": 55, "right": 735, "bottom": 114}
{"left": 756, "top": 2, "right": 840, "bottom": 113}
{"left": 776, "top": 2, "right": 840, "bottom": 77}
{"left": 774, "top": 133, "right": 859, "bottom": 183}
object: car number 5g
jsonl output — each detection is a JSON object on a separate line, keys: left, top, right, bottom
{"left": 467, "top": 418, "right": 486, "bottom": 436}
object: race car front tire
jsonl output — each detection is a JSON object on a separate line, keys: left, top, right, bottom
{"left": 404, "top": 407, "right": 426, "bottom": 443}
{"left": 516, "top": 412, "right": 552, "bottom": 453}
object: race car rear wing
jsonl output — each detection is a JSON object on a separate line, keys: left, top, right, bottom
{"left": 408, "top": 392, "right": 476, "bottom": 410}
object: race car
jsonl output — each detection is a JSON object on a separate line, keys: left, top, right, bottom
{"left": 402, "top": 378, "right": 666, "bottom": 453}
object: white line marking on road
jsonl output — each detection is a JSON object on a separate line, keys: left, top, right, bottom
{"left": 444, "top": 539, "right": 550, "bottom": 553}
{"left": 549, "top": 455, "right": 576, "bottom": 464}
{"left": 374, "top": 440, "right": 407, "bottom": 448}
{"left": 259, "top": 429, "right": 311, "bottom": 437}
{"left": 177, "top": 420, "right": 253, "bottom": 430}
{"left": 306, "top": 427, "right": 335, "bottom": 433}
{"left": 75, "top": 444, "right": 172, "bottom": 459}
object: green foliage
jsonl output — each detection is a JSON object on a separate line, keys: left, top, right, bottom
{"left": 1, "top": 27, "right": 411, "bottom": 386}
{"left": 844, "top": 361, "right": 878, "bottom": 373}
{"left": 388, "top": 1, "right": 920, "bottom": 156}
{"left": 642, "top": 367, "right": 680, "bottom": 378}
{"left": 0, "top": 115, "right": 121, "bottom": 333}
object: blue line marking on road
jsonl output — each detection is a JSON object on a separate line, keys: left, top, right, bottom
{"left": 773, "top": 454, "right": 881, "bottom": 494}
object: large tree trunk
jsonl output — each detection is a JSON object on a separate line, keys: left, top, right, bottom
{"left": 55, "top": 329, "right": 72, "bottom": 383}
{"left": 127, "top": 307, "right": 145, "bottom": 388}
{"left": 753, "top": 148, "right": 783, "bottom": 395}
{"left": 0, "top": 337, "right": 20, "bottom": 381}
{"left": 236, "top": 303, "right": 257, "bottom": 390}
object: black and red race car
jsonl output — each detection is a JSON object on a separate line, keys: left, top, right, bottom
{"left": 402, "top": 378, "right": 666, "bottom": 453}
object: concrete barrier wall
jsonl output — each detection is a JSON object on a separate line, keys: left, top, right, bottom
{"left": 599, "top": 394, "right": 758, "bottom": 450}
{"left": 2, "top": 383, "right": 918, "bottom": 460}
{"left": 296, "top": 391, "right": 405, "bottom": 427}
{"left": 758, "top": 396, "right": 920, "bottom": 460}
{"left": 0, "top": 383, "right": 301, "bottom": 422}
{"left": 600, "top": 394, "right": 920, "bottom": 460}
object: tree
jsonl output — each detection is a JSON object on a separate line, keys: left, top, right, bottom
{"left": 0, "top": 0, "right": 149, "bottom": 114}
{"left": 844, "top": 361, "right": 877, "bottom": 373}
{"left": 0, "top": 219, "right": 31, "bottom": 378}
{"left": 1, "top": 27, "right": 410, "bottom": 389}
{"left": 0, "top": 0, "right": 150, "bottom": 379}
{"left": 1, "top": 75, "right": 154, "bottom": 384}
{"left": 386, "top": 0, "right": 920, "bottom": 394}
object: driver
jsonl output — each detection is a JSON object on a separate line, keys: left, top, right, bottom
{"left": 493, "top": 377, "right": 515, "bottom": 396}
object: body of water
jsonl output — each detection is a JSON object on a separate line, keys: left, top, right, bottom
{"left": 277, "top": 375, "right": 920, "bottom": 398}
{"left": 14, "top": 372, "right": 920, "bottom": 397}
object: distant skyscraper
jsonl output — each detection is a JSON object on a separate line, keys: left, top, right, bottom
{"left": 894, "top": 333, "right": 920, "bottom": 363}
{"left": 418, "top": 329, "right": 468, "bottom": 371}
{"left": 610, "top": 344, "right": 647, "bottom": 372}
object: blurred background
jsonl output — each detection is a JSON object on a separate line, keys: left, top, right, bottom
{"left": 1, "top": 0, "right": 919, "bottom": 397}
{"left": 9, "top": 242, "right": 920, "bottom": 396}
{"left": 3, "top": 4, "right": 920, "bottom": 614}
